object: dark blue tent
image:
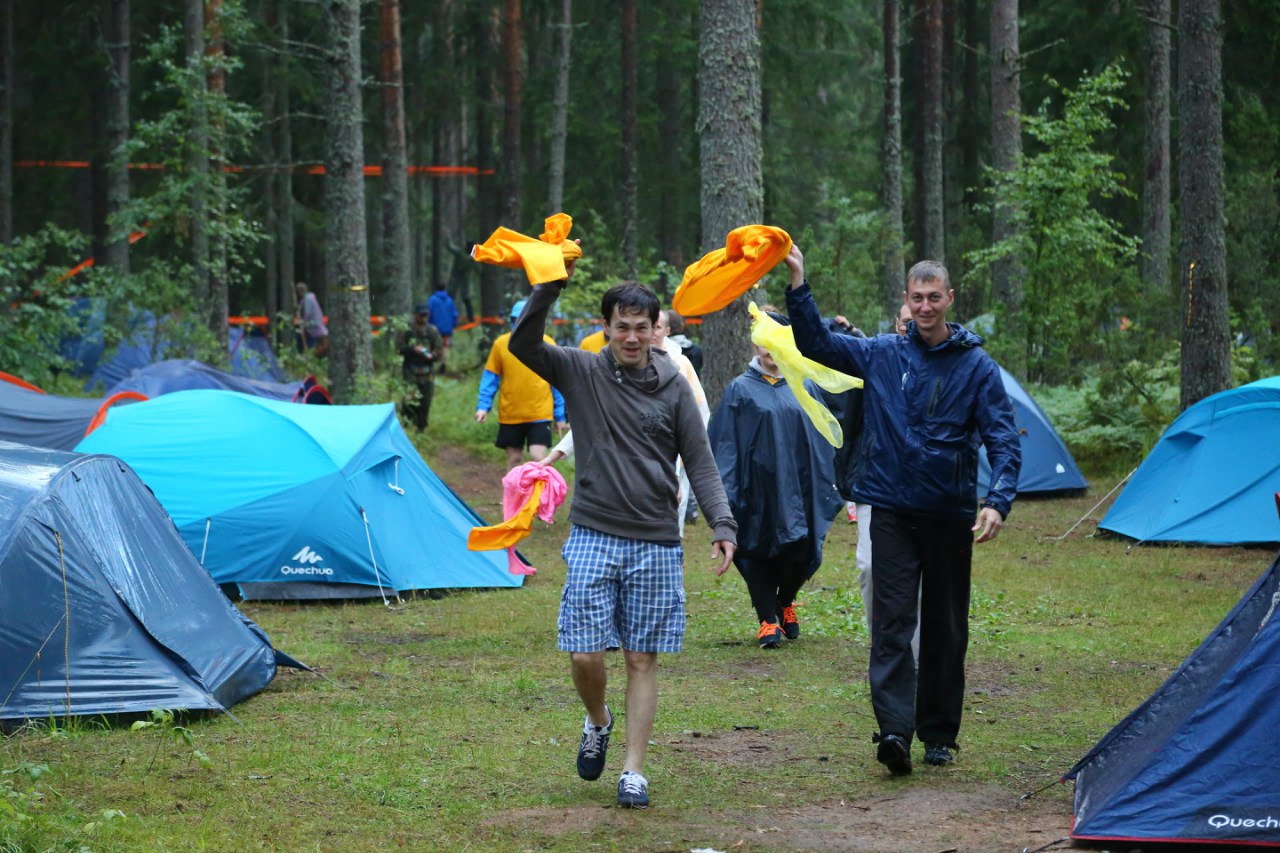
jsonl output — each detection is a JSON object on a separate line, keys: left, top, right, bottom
{"left": 229, "top": 326, "right": 285, "bottom": 382}
{"left": 104, "top": 359, "right": 330, "bottom": 404}
{"left": 0, "top": 441, "right": 290, "bottom": 725}
{"left": 0, "top": 380, "right": 140, "bottom": 451}
{"left": 1065, "top": 548, "right": 1280, "bottom": 846}
{"left": 978, "top": 367, "right": 1088, "bottom": 495}
{"left": 1099, "top": 377, "right": 1280, "bottom": 545}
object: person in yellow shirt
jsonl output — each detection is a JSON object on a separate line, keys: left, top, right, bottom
{"left": 476, "top": 300, "right": 568, "bottom": 468}
{"left": 578, "top": 327, "right": 607, "bottom": 353}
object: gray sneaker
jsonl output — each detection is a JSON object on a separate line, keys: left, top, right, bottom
{"left": 576, "top": 707, "right": 612, "bottom": 781}
{"left": 617, "top": 771, "right": 650, "bottom": 808}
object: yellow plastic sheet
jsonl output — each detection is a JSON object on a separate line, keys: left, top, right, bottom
{"left": 468, "top": 480, "right": 546, "bottom": 551}
{"left": 748, "top": 302, "right": 862, "bottom": 447}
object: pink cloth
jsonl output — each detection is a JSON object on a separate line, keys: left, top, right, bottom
{"left": 500, "top": 462, "right": 568, "bottom": 575}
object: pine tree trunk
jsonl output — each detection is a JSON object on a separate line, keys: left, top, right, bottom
{"left": 547, "top": 0, "right": 571, "bottom": 213}
{"left": 620, "top": 0, "right": 638, "bottom": 278}
{"left": 206, "top": 0, "right": 229, "bottom": 348}
{"left": 960, "top": 0, "right": 980, "bottom": 207}
{"left": 274, "top": 0, "right": 295, "bottom": 344}
{"left": 379, "top": 0, "right": 412, "bottom": 316}
{"left": 1142, "top": 0, "right": 1172, "bottom": 304}
{"left": 881, "top": 0, "right": 904, "bottom": 314}
{"left": 184, "top": 0, "right": 209, "bottom": 317}
{"left": 990, "top": 0, "right": 1023, "bottom": 372}
{"left": 474, "top": 7, "right": 501, "bottom": 321}
{"left": 920, "top": 0, "right": 944, "bottom": 261}
{"left": 501, "top": 0, "right": 521, "bottom": 228}
{"left": 322, "top": 0, "right": 373, "bottom": 402}
{"left": 698, "top": 0, "right": 762, "bottom": 409}
{"left": 0, "top": 0, "right": 14, "bottom": 244}
{"left": 98, "top": 0, "right": 130, "bottom": 274}
{"left": 1177, "top": 0, "right": 1230, "bottom": 410}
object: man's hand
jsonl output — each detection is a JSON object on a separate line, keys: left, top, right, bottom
{"left": 555, "top": 420, "right": 569, "bottom": 435}
{"left": 564, "top": 238, "right": 582, "bottom": 279}
{"left": 475, "top": 410, "right": 488, "bottom": 424}
{"left": 710, "top": 540, "right": 736, "bottom": 576}
{"left": 972, "top": 506, "right": 1004, "bottom": 543}
{"left": 784, "top": 244, "right": 805, "bottom": 290}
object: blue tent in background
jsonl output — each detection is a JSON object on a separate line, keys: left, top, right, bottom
{"left": 1099, "top": 377, "right": 1280, "bottom": 544}
{"left": 1065, "top": 547, "right": 1280, "bottom": 846}
{"left": 229, "top": 326, "right": 285, "bottom": 381}
{"left": 0, "top": 441, "right": 292, "bottom": 726}
{"left": 76, "top": 390, "right": 523, "bottom": 600}
{"left": 978, "top": 366, "right": 1088, "bottom": 496}
{"left": 0, "top": 380, "right": 140, "bottom": 451}
{"left": 104, "top": 359, "right": 330, "bottom": 404}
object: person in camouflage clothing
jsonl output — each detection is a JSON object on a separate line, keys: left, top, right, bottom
{"left": 399, "top": 302, "right": 445, "bottom": 430}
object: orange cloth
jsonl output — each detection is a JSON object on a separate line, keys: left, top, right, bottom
{"left": 672, "top": 225, "right": 792, "bottom": 316}
{"left": 468, "top": 480, "right": 546, "bottom": 551}
{"left": 578, "top": 329, "right": 607, "bottom": 353}
{"left": 471, "top": 213, "right": 584, "bottom": 285}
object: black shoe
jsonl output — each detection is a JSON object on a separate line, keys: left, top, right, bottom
{"left": 924, "top": 742, "right": 956, "bottom": 766}
{"left": 780, "top": 605, "right": 800, "bottom": 640}
{"left": 576, "top": 707, "right": 612, "bottom": 781}
{"left": 874, "top": 733, "right": 913, "bottom": 775}
{"left": 757, "top": 620, "right": 783, "bottom": 649}
{"left": 617, "top": 771, "right": 650, "bottom": 808}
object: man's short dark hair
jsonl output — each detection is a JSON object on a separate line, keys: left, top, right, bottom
{"left": 601, "top": 282, "right": 659, "bottom": 324}
{"left": 665, "top": 309, "right": 687, "bottom": 334}
{"left": 906, "top": 260, "right": 950, "bottom": 290}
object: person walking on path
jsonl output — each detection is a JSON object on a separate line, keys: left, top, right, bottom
{"left": 294, "top": 282, "right": 329, "bottom": 356}
{"left": 398, "top": 302, "right": 445, "bottom": 430}
{"left": 427, "top": 283, "right": 459, "bottom": 351}
{"left": 476, "top": 299, "right": 567, "bottom": 468}
{"left": 706, "top": 310, "right": 842, "bottom": 649}
{"left": 509, "top": 272, "right": 737, "bottom": 810}
{"left": 784, "top": 246, "right": 1020, "bottom": 776}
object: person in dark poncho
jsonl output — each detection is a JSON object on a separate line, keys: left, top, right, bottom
{"left": 707, "top": 310, "right": 843, "bottom": 649}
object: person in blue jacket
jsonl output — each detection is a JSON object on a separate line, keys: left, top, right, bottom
{"left": 784, "top": 245, "right": 1020, "bottom": 777}
{"left": 428, "top": 283, "right": 460, "bottom": 350}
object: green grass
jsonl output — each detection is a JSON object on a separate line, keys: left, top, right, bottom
{"left": 3, "top": 350, "right": 1273, "bottom": 852}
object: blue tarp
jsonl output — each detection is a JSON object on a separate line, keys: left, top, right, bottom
{"left": 1099, "top": 376, "right": 1280, "bottom": 544}
{"left": 1065, "top": 548, "right": 1280, "bottom": 845}
{"left": 75, "top": 390, "right": 524, "bottom": 598}
{"left": 0, "top": 381, "right": 134, "bottom": 451}
{"left": 103, "top": 359, "right": 316, "bottom": 402}
{"left": 977, "top": 367, "right": 1088, "bottom": 496}
{"left": 0, "top": 441, "right": 283, "bottom": 724}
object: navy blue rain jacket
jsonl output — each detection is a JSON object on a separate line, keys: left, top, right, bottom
{"left": 706, "top": 365, "right": 843, "bottom": 567}
{"left": 785, "top": 282, "right": 1020, "bottom": 521}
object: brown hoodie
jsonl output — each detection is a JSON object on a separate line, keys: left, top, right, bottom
{"left": 508, "top": 282, "right": 736, "bottom": 545}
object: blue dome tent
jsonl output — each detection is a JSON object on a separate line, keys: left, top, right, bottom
{"left": 978, "top": 366, "right": 1088, "bottom": 496}
{"left": 1065, "top": 547, "right": 1280, "bottom": 845}
{"left": 0, "top": 379, "right": 141, "bottom": 451}
{"left": 0, "top": 441, "right": 293, "bottom": 727}
{"left": 76, "top": 390, "right": 524, "bottom": 600}
{"left": 1099, "top": 377, "right": 1280, "bottom": 544}
{"left": 104, "top": 359, "right": 331, "bottom": 404}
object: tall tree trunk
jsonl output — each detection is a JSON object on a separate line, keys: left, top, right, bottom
{"left": 881, "top": 0, "right": 904, "bottom": 314}
{"left": 474, "top": 6, "right": 501, "bottom": 321}
{"left": 990, "top": 0, "right": 1023, "bottom": 373}
{"left": 656, "top": 2, "right": 685, "bottom": 268}
{"left": 547, "top": 0, "right": 571, "bottom": 213}
{"left": 322, "top": 0, "right": 374, "bottom": 402}
{"left": 273, "top": 0, "right": 294, "bottom": 342}
{"left": 1142, "top": 0, "right": 1172, "bottom": 308}
{"left": 379, "top": 0, "right": 411, "bottom": 316}
{"left": 920, "top": 0, "right": 944, "bottom": 261}
{"left": 98, "top": 0, "right": 130, "bottom": 274}
{"left": 619, "top": 0, "right": 638, "bottom": 278}
{"left": 698, "top": 0, "right": 763, "bottom": 408}
{"left": 1177, "top": 0, "right": 1229, "bottom": 410}
{"left": 501, "top": 0, "right": 521, "bottom": 228}
{"left": 0, "top": 0, "right": 14, "bottom": 244}
{"left": 206, "top": 0, "right": 229, "bottom": 348}
{"left": 184, "top": 0, "right": 209, "bottom": 318}
{"left": 960, "top": 0, "right": 980, "bottom": 207}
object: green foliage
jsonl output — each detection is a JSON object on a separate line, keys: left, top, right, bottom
{"left": 129, "top": 709, "right": 213, "bottom": 773}
{"left": 112, "top": 2, "right": 264, "bottom": 350}
{"left": 0, "top": 227, "right": 93, "bottom": 386}
{"left": 968, "top": 63, "right": 1142, "bottom": 383}
{"left": 1, "top": 760, "right": 124, "bottom": 852}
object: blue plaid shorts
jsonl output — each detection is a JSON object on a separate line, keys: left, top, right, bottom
{"left": 558, "top": 525, "right": 686, "bottom": 653}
